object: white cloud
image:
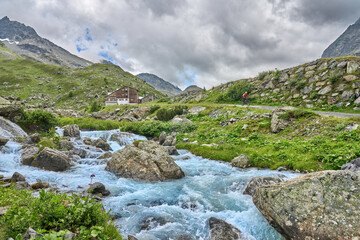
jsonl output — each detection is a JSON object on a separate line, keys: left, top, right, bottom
{"left": 0, "top": 0, "right": 359, "bottom": 90}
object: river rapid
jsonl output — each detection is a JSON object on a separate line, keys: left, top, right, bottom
{"left": 0, "top": 129, "right": 298, "bottom": 240}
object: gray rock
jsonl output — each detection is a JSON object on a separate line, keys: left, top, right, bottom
{"left": 253, "top": 171, "right": 360, "bottom": 240}
{"left": 318, "top": 85, "right": 332, "bottom": 95}
{"left": 164, "top": 146, "right": 179, "bottom": 155}
{"left": 171, "top": 115, "right": 192, "bottom": 124}
{"left": 88, "top": 182, "right": 110, "bottom": 196}
{"left": 21, "top": 146, "right": 40, "bottom": 165}
{"left": 30, "top": 181, "right": 50, "bottom": 190}
{"left": 354, "top": 97, "right": 360, "bottom": 105}
{"left": 335, "top": 83, "right": 347, "bottom": 91}
{"left": 11, "top": 172, "right": 25, "bottom": 182}
{"left": 0, "top": 116, "right": 28, "bottom": 140}
{"left": 243, "top": 176, "right": 284, "bottom": 196}
{"left": 23, "top": 227, "right": 43, "bottom": 240}
{"left": 270, "top": 110, "right": 290, "bottom": 133}
{"left": 163, "top": 136, "right": 175, "bottom": 146}
{"left": 0, "top": 105, "right": 23, "bottom": 121}
{"left": 337, "top": 61, "right": 347, "bottom": 68}
{"left": 63, "top": 124, "right": 80, "bottom": 138}
{"left": 188, "top": 106, "right": 206, "bottom": 114}
{"left": 59, "top": 140, "right": 74, "bottom": 150}
{"left": 208, "top": 217, "right": 245, "bottom": 240}
{"left": 29, "top": 133, "right": 41, "bottom": 143}
{"left": 31, "top": 147, "right": 71, "bottom": 172}
{"left": 336, "top": 102, "right": 344, "bottom": 107}
{"left": 347, "top": 61, "right": 359, "bottom": 74}
{"left": 176, "top": 234, "right": 195, "bottom": 240}
{"left": 344, "top": 123, "right": 359, "bottom": 131}
{"left": 0, "top": 138, "right": 8, "bottom": 146}
{"left": 341, "top": 158, "right": 360, "bottom": 171}
{"left": 93, "top": 138, "right": 111, "bottom": 151}
{"left": 127, "top": 235, "right": 138, "bottom": 240}
{"left": 340, "top": 90, "right": 355, "bottom": 101}
{"left": 159, "top": 131, "right": 167, "bottom": 145}
{"left": 0, "top": 206, "right": 9, "bottom": 216}
{"left": 302, "top": 84, "right": 313, "bottom": 94}
{"left": 105, "top": 140, "right": 185, "bottom": 182}
{"left": 231, "top": 154, "right": 251, "bottom": 168}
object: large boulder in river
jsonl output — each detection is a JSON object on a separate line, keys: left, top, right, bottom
{"left": 21, "top": 146, "right": 40, "bottom": 165}
{"left": 0, "top": 116, "right": 28, "bottom": 140}
{"left": 243, "top": 176, "right": 284, "bottom": 196}
{"left": 253, "top": 170, "right": 360, "bottom": 240}
{"left": 93, "top": 138, "right": 111, "bottom": 151}
{"left": 105, "top": 140, "right": 185, "bottom": 182}
{"left": 63, "top": 124, "right": 80, "bottom": 138}
{"left": 208, "top": 217, "right": 246, "bottom": 240}
{"left": 31, "top": 147, "right": 71, "bottom": 171}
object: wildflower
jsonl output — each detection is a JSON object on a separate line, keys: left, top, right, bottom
{"left": 39, "top": 214, "right": 43, "bottom": 218}
{"left": 68, "top": 217, "right": 71, "bottom": 221}
{"left": 90, "top": 174, "right": 95, "bottom": 184}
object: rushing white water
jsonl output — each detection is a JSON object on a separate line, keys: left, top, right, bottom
{"left": 0, "top": 129, "right": 299, "bottom": 240}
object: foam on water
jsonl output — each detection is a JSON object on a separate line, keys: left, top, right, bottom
{"left": 0, "top": 129, "right": 299, "bottom": 240}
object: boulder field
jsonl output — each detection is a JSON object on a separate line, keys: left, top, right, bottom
{"left": 252, "top": 170, "right": 360, "bottom": 240}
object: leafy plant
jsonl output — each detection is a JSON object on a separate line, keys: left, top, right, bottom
{"left": 0, "top": 187, "right": 122, "bottom": 239}
{"left": 19, "top": 110, "right": 58, "bottom": 131}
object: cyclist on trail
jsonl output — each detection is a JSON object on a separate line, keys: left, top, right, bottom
{"left": 243, "top": 92, "right": 249, "bottom": 105}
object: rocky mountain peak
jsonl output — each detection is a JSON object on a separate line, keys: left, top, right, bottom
{"left": 0, "top": 16, "right": 91, "bottom": 68}
{"left": 1, "top": 16, "right": 10, "bottom": 21}
{"left": 355, "top": 17, "right": 360, "bottom": 25}
{"left": 322, "top": 17, "right": 360, "bottom": 58}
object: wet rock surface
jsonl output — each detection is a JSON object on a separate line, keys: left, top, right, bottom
{"left": 63, "top": 124, "right": 80, "bottom": 138}
{"left": 208, "top": 217, "right": 246, "bottom": 240}
{"left": 253, "top": 170, "right": 360, "bottom": 240}
{"left": 243, "top": 176, "right": 284, "bottom": 196}
{"left": 105, "top": 140, "right": 184, "bottom": 182}
{"left": 30, "top": 147, "right": 71, "bottom": 172}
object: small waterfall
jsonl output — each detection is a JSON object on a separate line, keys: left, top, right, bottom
{"left": 0, "top": 116, "right": 28, "bottom": 139}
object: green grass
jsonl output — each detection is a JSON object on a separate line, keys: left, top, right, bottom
{"left": 0, "top": 49, "right": 164, "bottom": 109}
{"left": 58, "top": 117, "right": 122, "bottom": 130}
{"left": 0, "top": 186, "right": 122, "bottom": 240}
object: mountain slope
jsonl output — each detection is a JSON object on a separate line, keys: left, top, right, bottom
{"left": 136, "top": 73, "right": 182, "bottom": 96}
{"left": 179, "top": 56, "right": 360, "bottom": 110}
{"left": 0, "top": 16, "right": 92, "bottom": 68}
{"left": 322, "top": 18, "right": 360, "bottom": 58}
{"left": 0, "top": 44, "right": 163, "bottom": 109}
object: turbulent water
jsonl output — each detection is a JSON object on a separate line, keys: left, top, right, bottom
{"left": 0, "top": 129, "right": 298, "bottom": 240}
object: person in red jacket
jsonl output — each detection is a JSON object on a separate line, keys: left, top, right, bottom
{"left": 243, "top": 92, "right": 249, "bottom": 104}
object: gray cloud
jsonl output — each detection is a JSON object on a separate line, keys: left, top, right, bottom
{"left": 0, "top": 0, "right": 359, "bottom": 89}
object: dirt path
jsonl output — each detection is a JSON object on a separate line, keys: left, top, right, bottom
{"left": 234, "top": 104, "right": 360, "bottom": 118}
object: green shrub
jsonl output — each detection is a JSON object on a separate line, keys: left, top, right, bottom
{"left": 156, "top": 108, "right": 175, "bottom": 121}
{"left": 279, "top": 109, "right": 319, "bottom": 120}
{"left": 58, "top": 117, "right": 121, "bottom": 130}
{"left": 296, "top": 81, "right": 306, "bottom": 91}
{"left": 0, "top": 187, "right": 122, "bottom": 240}
{"left": 272, "top": 71, "right": 281, "bottom": 83}
{"left": 19, "top": 110, "right": 58, "bottom": 131}
{"left": 157, "top": 97, "right": 171, "bottom": 103}
{"left": 258, "top": 71, "right": 268, "bottom": 80}
{"left": 122, "top": 121, "right": 196, "bottom": 137}
{"left": 149, "top": 105, "right": 160, "bottom": 114}
{"left": 225, "top": 81, "right": 254, "bottom": 102}
{"left": 68, "top": 91, "right": 74, "bottom": 98}
{"left": 289, "top": 78, "right": 297, "bottom": 88}
{"left": 89, "top": 101, "right": 102, "bottom": 113}
{"left": 328, "top": 74, "right": 341, "bottom": 84}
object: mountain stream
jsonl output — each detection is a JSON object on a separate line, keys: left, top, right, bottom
{"left": 0, "top": 129, "right": 298, "bottom": 240}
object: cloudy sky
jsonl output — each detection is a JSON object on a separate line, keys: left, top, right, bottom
{"left": 1, "top": 0, "right": 359, "bottom": 89}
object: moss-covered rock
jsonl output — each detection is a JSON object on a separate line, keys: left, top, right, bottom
{"left": 253, "top": 170, "right": 360, "bottom": 239}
